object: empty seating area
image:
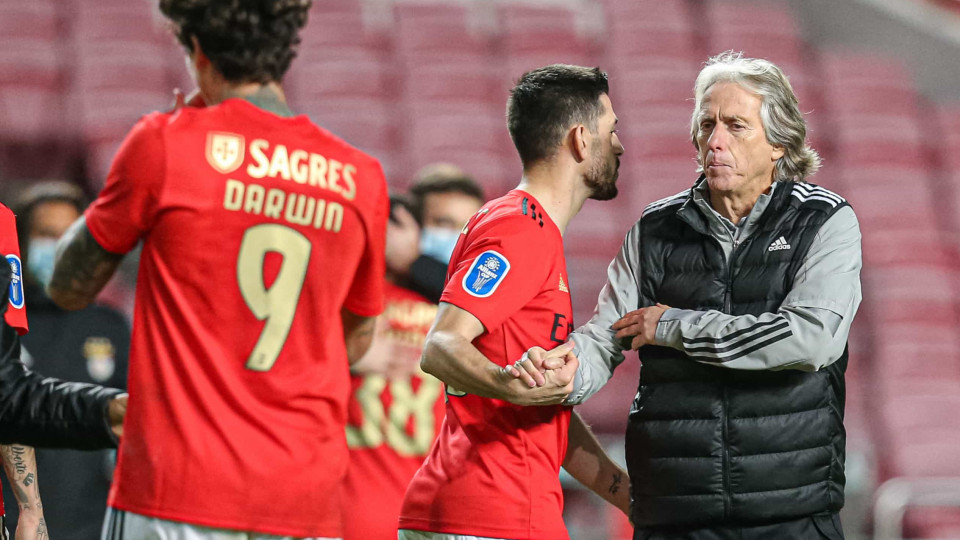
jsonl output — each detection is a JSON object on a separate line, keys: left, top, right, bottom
{"left": 2, "top": 0, "right": 960, "bottom": 537}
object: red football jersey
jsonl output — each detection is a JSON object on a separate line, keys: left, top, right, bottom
{"left": 399, "top": 190, "right": 575, "bottom": 540}
{"left": 341, "top": 282, "right": 444, "bottom": 540}
{"left": 1, "top": 203, "right": 28, "bottom": 335}
{"left": 84, "top": 99, "right": 388, "bottom": 537}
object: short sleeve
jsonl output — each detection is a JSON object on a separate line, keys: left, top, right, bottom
{"left": 84, "top": 114, "right": 167, "bottom": 254}
{"left": 441, "top": 215, "right": 551, "bottom": 331}
{"left": 343, "top": 160, "right": 388, "bottom": 317}
{"left": 0, "top": 204, "right": 27, "bottom": 335}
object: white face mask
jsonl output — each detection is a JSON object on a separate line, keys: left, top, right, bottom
{"left": 27, "top": 238, "right": 57, "bottom": 288}
{"left": 419, "top": 227, "right": 461, "bottom": 264}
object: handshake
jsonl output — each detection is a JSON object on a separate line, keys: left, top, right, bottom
{"left": 499, "top": 304, "right": 670, "bottom": 407}
{"left": 499, "top": 341, "right": 579, "bottom": 407}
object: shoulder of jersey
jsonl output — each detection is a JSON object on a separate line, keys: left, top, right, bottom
{"left": 788, "top": 182, "right": 847, "bottom": 211}
{"left": 472, "top": 194, "right": 551, "bottom": 234}
{"left": 642, "top": 189, "right": 690, "bottom": 218}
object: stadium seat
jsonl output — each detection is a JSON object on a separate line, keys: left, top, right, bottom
{"left": 393, "top": 2, "right": 490, "bottom": 61}
{"left": 498, "top": 5, "right": 599, "bottom": 82}
{"left": 0, "top": 0, "right": 58, "bottom": 42}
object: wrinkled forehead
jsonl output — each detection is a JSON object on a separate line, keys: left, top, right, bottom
{"left": 696, "top": 82, "right": 763, "bottom": 119}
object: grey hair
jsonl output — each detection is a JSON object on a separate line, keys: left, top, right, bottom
{"left": 690, "top": 51, "right": 821, "bottom": 182}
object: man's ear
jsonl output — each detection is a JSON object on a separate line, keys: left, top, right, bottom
{"left": 571, "top": 125, "right": 589, "bottom": 163}
{"left": 771, "top": 145, "right": 785, "bottom": 161}
{"left": 190, "top": 36, "right": 210, "bottom": 70}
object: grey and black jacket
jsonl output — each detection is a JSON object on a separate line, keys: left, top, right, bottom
{"left": 0, "top": 263, "right": 123, "bottom": 449}
{"left": 566, "top": 177, "right": 862, "bottom": 528}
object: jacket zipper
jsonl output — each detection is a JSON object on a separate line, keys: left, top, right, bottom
{"left": 720, "top": 237, "right": 740, "bottom": 517}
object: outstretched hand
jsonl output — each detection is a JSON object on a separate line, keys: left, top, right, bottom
{"left": 612, "top": 303, "right": 670, "bottom": 350}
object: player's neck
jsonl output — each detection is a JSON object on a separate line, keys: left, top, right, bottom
{"left": 516, "top": 163, "right": 588, "bottom": 236}
{"left": 216, "top": 82, "right": 294, "bottom": 118}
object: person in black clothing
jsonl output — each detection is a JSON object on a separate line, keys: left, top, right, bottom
{"left": 2, "top": 182, "right": 130, "bottom": 540}
{"left": 385, "top": 164, "right": 485, "bottom": 302}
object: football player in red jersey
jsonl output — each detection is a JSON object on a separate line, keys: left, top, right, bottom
{"left": 398, "top": 65, "right": 630, "bottom": 540}
{"left": 47, "top": 1, "right": 388, "bottom": 538}
{"left": 342, "top": 171, "right": 484, "bottom": 540}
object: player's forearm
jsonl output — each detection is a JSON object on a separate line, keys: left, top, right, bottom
{"left": 420, "top": 330, "right": 513, "bottom": 401}
{"left": 562, "top": 411, "right": 630, "bottom": 515}
{"left": 341, "top": 309, "right": 377, "bottom": 364}
{"left": 48, "top": 217, "right": 123, "bottom": 311}
{"left": 0, "top": 444, "right": 43, "bottom": 512}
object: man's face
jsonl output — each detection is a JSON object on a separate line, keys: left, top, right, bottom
{"left": 26, "top": 200, "right": 80, "bottom": 287}
{"left": 421, "top": 192, "right": 483, "bottom": 232}
{"left": 585, "top": 94, "right": 624, "bottom": 202}
{"left": 30, "top": 200, "right": 79, "bottom": 242}
{"left": 695, "top": 82, "right": 784, "bottom": 196}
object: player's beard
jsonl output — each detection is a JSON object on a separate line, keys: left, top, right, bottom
{"left": 586, "top": 144, "right": 619, "bottom": 201}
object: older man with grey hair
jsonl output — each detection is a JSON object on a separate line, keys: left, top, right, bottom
{"left": 515, "top": 51, "right": 861, "bottom": 539}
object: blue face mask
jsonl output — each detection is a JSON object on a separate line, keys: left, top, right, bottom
{"left": 420, "top": 227, "right": 461, "bottom": 264}
{"left": 27, "top": 238, "right": 57, "bottom": 288}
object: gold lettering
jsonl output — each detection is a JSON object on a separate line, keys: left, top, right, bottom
{"left": 328, "top": 159, "right": 343, "bottom": 195}
{"left": 324, "top": 201, "right": 344, "bottom": 232}
{"left": 309, "top": 154, "right": 328, "bottom": 188}
{"left": 224, "top": 179, "right": 244, "bottom": 211}
{"left": 285, "top": 193, "right": 315, "bottom": 226}
{"left": 244, "top": 183, "right": 265, "bottom": 214}
{"left": 264, "top": 189, "right": 285, "bottom": 219}
{"left": 312, "top": 199, "right": 326, "bottom": 229}
{"left": 247, "top": 139, "right": 270, "bottom": 178}
{"left": 267, "top": 144, "right": 292, "bottom": 180}
{"left": 290, "top": 150, "right": 309, "bottom": 184}
{"left": 341, "top": 164, "right": 357, "bottom": 200}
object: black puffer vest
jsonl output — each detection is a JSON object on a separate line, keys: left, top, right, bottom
{"left": 627, "top": 180, "right": 849, "bottom": 528}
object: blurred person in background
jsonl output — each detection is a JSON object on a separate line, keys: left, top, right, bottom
{"left": 521, "top": 51, "right": 862, "bottom": 539}
{"left": 1, "top": 182, "right": 130, "bottom": 540}
{"left": 398, "top": 64, "right": 629, "bottom": 540}
{"left": 385, "top": 164, "right": 486, "bottom": 303}
{"left": 0, "top": 201, "right": 127, "bottom": 539}
{"left": 342, "top": 175, "right": 482, "bottom": 539}
{"left": 47, "top": 0, "right": 389, "bottom": 538}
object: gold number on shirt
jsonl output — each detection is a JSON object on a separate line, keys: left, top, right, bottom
{"left": 237, "top": 224, "right": 312, "bottom": 371}
{"left": 346, "top": 374, "right": 443, "bottom": 456}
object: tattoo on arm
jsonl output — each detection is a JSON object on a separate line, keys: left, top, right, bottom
{"left": 0, "top": 444, "right": 41, "bottom": 511}
{"left": 47, "top": 217, "right": 124, "bottom": 310}
{"left": 609, "top": 471, "right": 623, "bottom": 495}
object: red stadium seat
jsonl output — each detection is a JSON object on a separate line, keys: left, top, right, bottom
{"left": 0, "top": 0, "right": 58, "bottom": 41}
{"left": 287, "top": 52, "right": 397, "bottom": 103}
{"left": 498, "top": 5, "right": 600, "bottom": 84}
{"left": 394, "top": 2, "right": 491, "bottom": 60}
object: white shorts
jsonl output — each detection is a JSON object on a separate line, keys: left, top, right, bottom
{"left": 102, "top": 508, "right": 341, "bottom": 540}
{"left": 397, "top": 530, "right": 508, "bottom": 540}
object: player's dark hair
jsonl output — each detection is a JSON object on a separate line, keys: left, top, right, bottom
{"left": 409, "top": 167, "right": 485, "bottom": 226}
{"left": 159, "top": 0, "right": 311, "bottom": 84}
{"left": 506, "top": 64, "right": 609, "bottom": 167}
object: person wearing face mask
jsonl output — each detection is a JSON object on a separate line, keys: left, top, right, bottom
{"left": 8, "top": 181, "right": 130, "bottom": 540}
{"left": 384, "top": 164, "right": 486, "bottom": 303}
{"left": 342, "top": 184, "right": 483, "bottom": 540}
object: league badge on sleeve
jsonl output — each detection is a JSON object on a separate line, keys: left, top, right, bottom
{"left": 462, "top": 250, "right": 510, "bottom": 298}
{"left": 6, "top": 254, "right": 24, "bottom": 309}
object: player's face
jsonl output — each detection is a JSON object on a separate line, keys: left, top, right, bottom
{"left": 695, "top": 82, "right": 784, "bottom": 196}
{"left": 585, "top": 94, "right": 624, "bottom": 202}
{"left": 421, "top": 192, "right": 484, "bottom": 232}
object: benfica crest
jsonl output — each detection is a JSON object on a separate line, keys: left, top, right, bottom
{"left": 205, "top": 132, "right": 245, "bottom": 174}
